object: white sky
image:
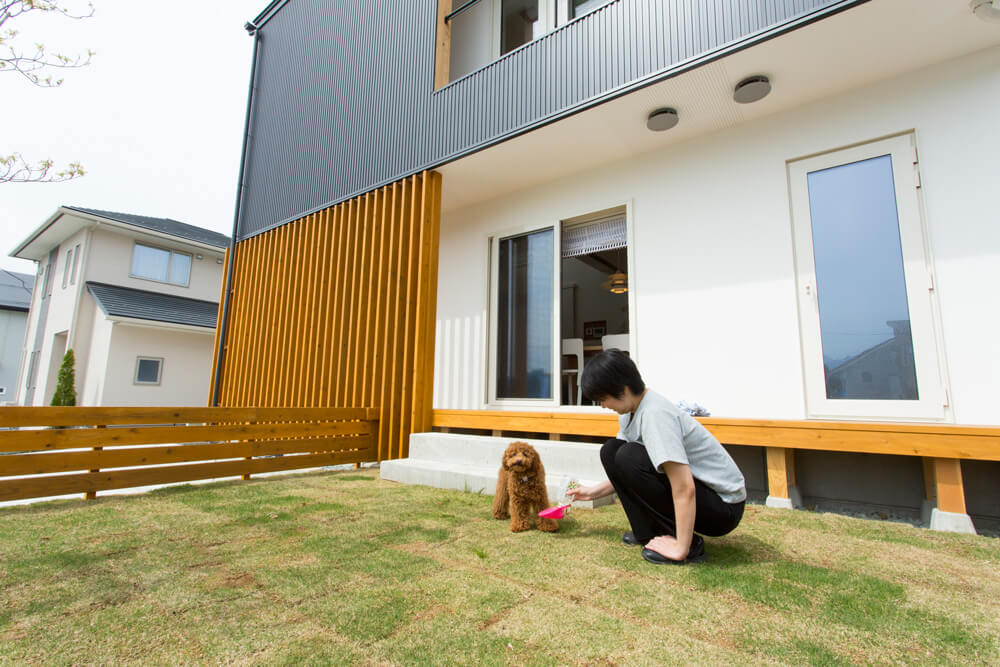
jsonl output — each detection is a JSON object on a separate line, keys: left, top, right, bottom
{"left": 1, "top": 1, "right": 262, "bottom": 274}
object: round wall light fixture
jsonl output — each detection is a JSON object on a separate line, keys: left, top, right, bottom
{"left": 646, "top": 107, "right": 678, "bottom": 131}
{"left": 971, "top": 0, "right": 1000, "bottom": 22}
{"left": 733, "top": 75, "right": 771, "bottom": 104}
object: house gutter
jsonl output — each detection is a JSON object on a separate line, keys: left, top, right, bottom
{"left": 211, "top": 21, "right": 261, "bottom": 406}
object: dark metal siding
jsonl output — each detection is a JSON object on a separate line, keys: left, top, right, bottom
{"left": 238, "top": 0, "right": 863, "bottom": 240}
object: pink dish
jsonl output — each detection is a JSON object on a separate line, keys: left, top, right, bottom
{"left": 538, "top": 504, "right": 571, "bottom": 519}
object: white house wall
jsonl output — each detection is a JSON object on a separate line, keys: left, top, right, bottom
{"left": 0, "top": 309, "right": 28, "bottom": 402}
{"left": 433, "top": 45, "right": 1000, "bottom": 426}
{"left": 81, "top": 302, "right": 113, "bottom": 405}
{"left": 101, "top": 323, "right": 215, "bottom": 406}
{"left": 84, "top": 228, "right": 225, "bottom": 302}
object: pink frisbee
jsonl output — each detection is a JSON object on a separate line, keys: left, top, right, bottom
{"left": 538, "top": 504, "right": 571, "bottom": 519}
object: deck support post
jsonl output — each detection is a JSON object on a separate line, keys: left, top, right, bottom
{"left": 765, "top": 447, "right": 802, "bottom": 510}
{"left": 923, "top": 457, "right": 976, "bottom": 534}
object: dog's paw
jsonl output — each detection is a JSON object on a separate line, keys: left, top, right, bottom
{"left": 538, "top": 518, "right": 559, "bottom": 533}
{"left": 492, "top": 510, "right": 509, "bottom": 520}
{"left": 510, "top": 521, "right": 530, "bottom": 532}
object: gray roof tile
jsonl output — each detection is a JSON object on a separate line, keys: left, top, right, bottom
{"left": 0, "top": 270, "right": 35, "bottom": 311}
{"left": 66, "top": 207, "right": 231, "bottom": 248}
{"left": 86, "top": 282, "right": 219, "bottom": 329}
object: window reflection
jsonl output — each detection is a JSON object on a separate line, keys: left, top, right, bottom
{"left": 497, "top": 229, "right": 553, "bottom": 399}
{"left": 806, "top": 155, "right": 918, "bottom": 400}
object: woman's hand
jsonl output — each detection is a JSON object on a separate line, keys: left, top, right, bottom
{"left": 565, "top": 480, "right": 613, "bottom": 502}
{"left": 645, "top": 535, "right": 689, "bottom": 562}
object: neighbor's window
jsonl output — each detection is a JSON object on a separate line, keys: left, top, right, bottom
{"left": 62, "top": 248, "right": 72, "bottom": 289}
{"left": 131, "top": 243, "right": 192, "bottom": 286}
{"left": 134, "top": 357, "right": 163, "bottom": 385}
{"left": 70, "top": 243, "right": 81, "bottom": 285}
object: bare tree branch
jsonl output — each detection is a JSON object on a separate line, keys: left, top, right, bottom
{"left": 2, "top": 2, "right": 93, "bottom": 183}
{"left": 0, "top": 1, "right": 95, "bottom": 87}
{"left": 0, "top": 152, "right": 85, "bottom": 183}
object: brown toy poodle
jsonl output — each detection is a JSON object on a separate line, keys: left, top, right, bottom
{"left": 492, "top": 441, "right": 559, "bottom": 533}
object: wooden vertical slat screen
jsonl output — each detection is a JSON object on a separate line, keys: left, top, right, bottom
{"left": 212, "top": 171, "right": 443, "bottom": 461}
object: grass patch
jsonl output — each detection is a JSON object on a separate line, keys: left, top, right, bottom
{"left": 0, "top": 468, "right": 997, "bottom": 664}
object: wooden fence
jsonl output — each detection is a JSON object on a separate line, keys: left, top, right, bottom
{"left": 0, "top": 406, "right": 378, "bottom": 502}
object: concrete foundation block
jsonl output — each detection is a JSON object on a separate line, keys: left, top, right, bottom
{"left": 380, "top": 432, "right": 616, "bottom": 509}
{"left": 928, "top": 508, "right": 977, "bottom": 534}
{"left": 765, "top": 485, "right": 803, "bottom": 510}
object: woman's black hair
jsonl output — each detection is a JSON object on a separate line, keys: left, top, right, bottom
{"left": 580, "top": 349, "right": 645, "bottom": 402}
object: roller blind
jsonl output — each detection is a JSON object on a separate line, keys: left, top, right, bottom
{"left": 561, "top": 215, "right": 626, "bottom": 258}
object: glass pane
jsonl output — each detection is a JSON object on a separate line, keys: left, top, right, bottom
{"left": 501, "top": 0, "right": 540, "bottom": 55}
{"left": 136, "top": 359, "right": 160, "bottom": 383}
{"left": 169, "top": 252, "right": 192, "bottom": 285}
{"left": 497, "top": 229, "right": 553, "bottom": 399}
{"left": 807, "top": 155, "right": 918, "bottom": 400}
{"left": 449, "top": 0, "right": 493, "bottom": 80}
{"left": 132, "top": 244, "right": 170, "bottom": 282}
{"left": 572, "top": 0, "right": 609, "bottom": 19}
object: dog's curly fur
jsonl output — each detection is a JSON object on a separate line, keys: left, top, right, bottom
{"left": 492, "top": 441, "right": 559, "bottom": 533}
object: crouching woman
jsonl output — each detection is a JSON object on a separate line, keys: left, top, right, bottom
{"left": 567, "top": 350, "right": 746, "bottom": 564}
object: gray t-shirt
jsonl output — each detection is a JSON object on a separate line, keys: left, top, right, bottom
{"left": 618, "top": 390, "right": 747, "bottom": 503}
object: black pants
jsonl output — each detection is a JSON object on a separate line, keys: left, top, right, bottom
{"left": 600, "top": 438, "right": 745, "bottom": 544}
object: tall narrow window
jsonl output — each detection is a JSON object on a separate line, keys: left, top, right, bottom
{"left": 62, "top": 249, "right": 72, "bottom": 289}
{"left": 70, "top": 243, "right": 81, "bottom": 285}
{"left": 494, "top": 228, "right": 554, "bottom": 400}
{"left": 789, "top": 134, "right": 944, "bottom": 420}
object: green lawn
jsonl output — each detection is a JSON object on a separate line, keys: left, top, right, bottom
{"left": 1, "top": 469, "right": 997, "bottom": 665}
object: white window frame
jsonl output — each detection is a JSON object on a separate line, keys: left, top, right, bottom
{"left": 134, "top": 357, "right": 163, "bottom": 385}
{"left": 788, "top": 133, "right": 946, "bottom": 421}
{"left": 487, "top": 221, "right": 562, "bottom": 407}
{"left": 486, "top": 201, "right": 636, "bottom": 408}
{"left": 62, "top": 248, "right": 72, "bottom": 289}
{"left": 491, "top": 0, "right": 555, "bottom": 59}
{"left": 130, "top": 242, "right": 192, "bottom": 287}
{"left": 70, "top": 243, "right": 81, "bottom": 285}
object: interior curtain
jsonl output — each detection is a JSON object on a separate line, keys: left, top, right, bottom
{"left": 561, "top": 215, "right": 626, "bottom": 258}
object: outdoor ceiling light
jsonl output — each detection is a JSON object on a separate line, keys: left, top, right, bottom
{"left": 733, "top": 75, "right": 771, "bottom": 104}
{"left": 971, "top": 0, "right": 1000, "bottom": 22}
{"left": 646, "top": 108, "right": 678, "bottom": 131}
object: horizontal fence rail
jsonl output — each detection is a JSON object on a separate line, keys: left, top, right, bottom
{"left": 0, "top": 406, "right": 379, "bottom": 503}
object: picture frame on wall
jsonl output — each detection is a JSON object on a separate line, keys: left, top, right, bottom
{"left": 583, "top": 320, "right": 606, "bottom": 341}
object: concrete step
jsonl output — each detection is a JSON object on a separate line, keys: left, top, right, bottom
{"left": 380, "top": 432, "right": 615, "bottom": 508}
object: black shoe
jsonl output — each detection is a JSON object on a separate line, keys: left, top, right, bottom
{"left": 622, "top": 532, "right": 640, "bottom": 546}
{"left": 641, "top": 535, "right": 707, "bottom": 565}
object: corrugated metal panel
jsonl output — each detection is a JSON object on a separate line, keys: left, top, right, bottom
{"left": 237, "top": 0, "right": 865, "bottom": 240}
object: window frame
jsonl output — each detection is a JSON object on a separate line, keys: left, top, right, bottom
{"left": 486, "top": 201, "right": 636, "bottom": 408}
{"left": 487, "top": 221, "right": 562, "bottom": 407}
{"left": 70, "top": 243, "right": 81, "bottom": 285}
{"left": 129, "top": 242, "right": 193, "bottom": 288}
{"left": 788, "top": 132, "right": 947, "bottom": 421}
{"left": 62, "top": 248, "right": 72, "bottom": 289}
{"left": 134, "top": 356, "right": 163, "bottom": 386}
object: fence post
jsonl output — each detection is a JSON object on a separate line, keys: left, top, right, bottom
{"left": 87, "top": 424, "right": 105, "bottom": 500}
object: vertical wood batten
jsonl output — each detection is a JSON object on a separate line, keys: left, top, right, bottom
{"left": 217, "top": 171, "right": 441, "bottom": 461}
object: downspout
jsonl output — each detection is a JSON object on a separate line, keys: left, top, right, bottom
{"left": 212, "top": 21, "right": 261, "bottom": 406}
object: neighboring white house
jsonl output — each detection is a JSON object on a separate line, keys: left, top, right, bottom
{"left": 9, "top": 207, "right": 229, "bottom": 406}
{"left": 0, "top": 270, "right": 35, "bottom": 403}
